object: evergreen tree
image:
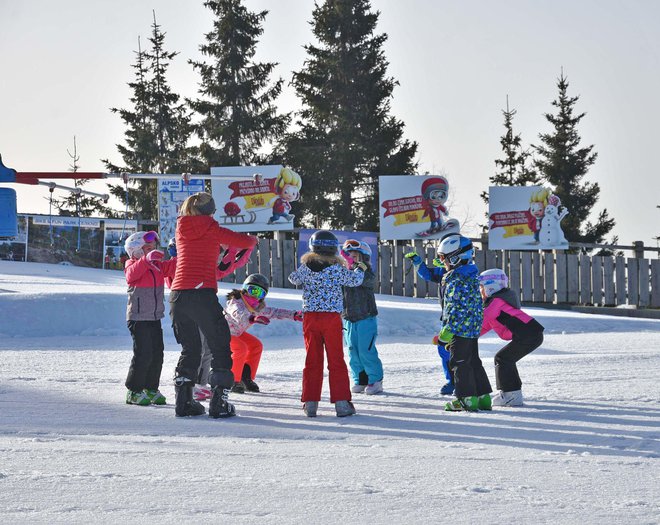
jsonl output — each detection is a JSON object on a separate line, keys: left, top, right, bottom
{"left": 534, "top": 72, "right": 614, "bottom": 244}
{"left": 104, "top": 13, "right": 194, "bottom": 220}
{"left": 189, "top": 0, "right": 289, "bottom": 168}
{"left": 56, "top": 137, "right": 114, "bottom": 217}
{"left": 481, "top": 96, "right": 539, "bottom": 205}
{"left": 283, "top": 0, "right": 418, "bottom": 230}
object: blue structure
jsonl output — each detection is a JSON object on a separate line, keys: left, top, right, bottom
{"left": 0, "top": 188, "right": 17, "bottom": 238}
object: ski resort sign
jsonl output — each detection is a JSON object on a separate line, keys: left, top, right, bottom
{"left": 378, "top": 175, "right": 460, "bottom": 240}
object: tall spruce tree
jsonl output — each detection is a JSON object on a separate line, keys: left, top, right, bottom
{"left": 534, "top": 72, "right": 614, "bottom": 244}
{"left": 104, "top": 13, "right": 194, "bottom": 220}
{"left": 481, "top": 96, "right": 539, "bottom": 205}
{"left": 189, "top": 0, "right": 288, "bottom": 169}
{"left": 283, "top": 0, "right": 418, "bottom": 230}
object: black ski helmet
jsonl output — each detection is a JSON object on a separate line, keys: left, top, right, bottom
{"left": 243, "top": 273, "right": 269, "bottom": 292}
{"left": 308, "top": 230, "right": 339, "bottom": 255}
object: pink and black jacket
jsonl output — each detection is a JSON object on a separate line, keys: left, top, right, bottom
{"left": 480, "top": 288, "right": 544, "bottom": 341}
{"left": 125, "top": 256, "right": 177, "bottom": 321}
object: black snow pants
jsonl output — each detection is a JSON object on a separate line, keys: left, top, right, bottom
{"left": 169, "top": 288, "right": 233, "bottom": 382}
{"left": 448, "top": 336, "right": 492, "bottom": 398}
{"left": 125, "top": 320, "right": 164, "bottom": 392}
{"left": 494, "top": 329, "right": 544, "bottom": 392}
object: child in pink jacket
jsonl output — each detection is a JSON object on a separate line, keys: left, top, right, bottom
{"left": 123, "top": 231, "right": 177, "bottom": 406}
{"left": 479, "top": 269, "right": 544, "bottom": 407}
{"left": 224, "top": 273, "right": 303, "bottom": 393}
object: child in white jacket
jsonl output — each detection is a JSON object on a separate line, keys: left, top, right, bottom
{"left": 225, "top": 273, "right": 303, "bottom": 393}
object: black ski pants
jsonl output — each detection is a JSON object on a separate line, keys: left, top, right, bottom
{"left": 125, "top": 320, "right": 164, "bottom": 392}
{"left": 494, "top": 330, "right": 544, "bottom": 392}
{"left": 448, "top": 336, "right": 492, "bottom": 398}
{"left": 170, "top": 288, "right": 232, "bottom": 382}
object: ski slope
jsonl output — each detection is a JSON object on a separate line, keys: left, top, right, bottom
{"left": 0, "top": 261, "right": 658, "bottom": 524}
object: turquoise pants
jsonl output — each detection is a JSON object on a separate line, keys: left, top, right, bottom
{"left": 343, "top": 316, "right": 383, "bottom": 384}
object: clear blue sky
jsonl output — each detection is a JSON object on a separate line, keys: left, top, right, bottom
{"left": 1, "top": 0, "right": 659, "bottom": 247}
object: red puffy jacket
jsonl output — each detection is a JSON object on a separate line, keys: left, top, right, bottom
{"left": 171, "top": 215, "right": 256, "bottom": 291}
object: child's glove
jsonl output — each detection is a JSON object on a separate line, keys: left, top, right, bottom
{"left": 404, "top": 251, "right": 422, "bottom": 265}
{"left": 249, "top": 315, "right": 270, "bottom": 325}
{"left": 340, "top": 249, "right": 355, "bottom": 267}
{"left": 437, "top": 326, "right": 454, "bottom": 345}
{"left": 293, "top": 311, "right": 304, "bottom": 322}
{"left": 146, "top": 250, "right": 164, "bottom": 263}
{"left": 355, "top": 262, "right": 367, "bottom": 272}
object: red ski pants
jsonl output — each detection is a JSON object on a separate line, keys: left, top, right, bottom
{"left": 230, "top": 332, "right": 263, "bottom": 382}
{"left": 301, "top": 312, "right": 351, "bottom": 403}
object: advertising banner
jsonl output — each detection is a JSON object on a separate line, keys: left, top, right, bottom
{"left": 379, "top": 175, "right": 460, "bottom": 240}
{"left": 158, "top": 178, "right": 205, "bottom": 247}
{"left": 27, "top": 215, "right": 103, "bottom": 267}
{"left": 488, "top": 186, "right": 570, "bottom": 250}
{"left": 210, "top": 165, "right": 301, "bottom": 233}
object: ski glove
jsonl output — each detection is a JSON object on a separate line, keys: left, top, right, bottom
{"left": 340, "top": 249, "right": 355, "bottom": 268}
{"left": 249, "top": 315, "right": 270, "bottom": 325}
{"left": 432, "top": 335, "right": 447, "bottom": 348}
{"left": 404, "top": 251, "right": 422, "bottom": 265}
{"left": 146, "top": 250, "right": 164, "bottom": 262}
{"left": 437, "top": 326, "right": 454, "bottom": 345}
{"left": 355, "top": 262, "right": 367, "bottom": 272}
{"left": 293, "top": 311, "right": 304, "bottom": 322}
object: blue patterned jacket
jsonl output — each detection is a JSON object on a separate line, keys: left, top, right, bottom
{"left": 289, "top": 253, "right": 364, "bottom": 313}
{"left": 440, "top": 263, "right": 483, "bottom": 338}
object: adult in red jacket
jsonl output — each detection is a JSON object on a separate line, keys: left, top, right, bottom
{"left": 170, "top": 192, "right": 257, "bottom": 418}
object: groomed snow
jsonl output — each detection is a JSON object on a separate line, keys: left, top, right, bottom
{"left": 0, "top": 261, "right": 658, "bottom": 524}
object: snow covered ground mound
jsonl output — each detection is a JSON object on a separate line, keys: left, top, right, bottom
{"left": 0, "top": 261, "right": 659, "bottom": 523}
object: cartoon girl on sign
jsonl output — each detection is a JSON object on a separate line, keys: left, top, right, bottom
{"left": 268, "top": 168, "right": 302, "bottom": 224}
{"left": 418, "top": 176, "right": 459, "bottom": 237}
{"left": 526, "top": 188, "right": 550, "bottom": 243}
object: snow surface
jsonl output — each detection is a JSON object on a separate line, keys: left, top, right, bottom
{"left": 0, "top": 261, "right": 659, "bottom": 524}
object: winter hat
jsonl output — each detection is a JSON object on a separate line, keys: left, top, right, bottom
{"left": 479, "top": 268, "right": 509, "bottom": 298}
{"left": 421, "top": 177, "right": 448, "bottom": 199}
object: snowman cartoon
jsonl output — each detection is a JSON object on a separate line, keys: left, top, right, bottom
{"left": 539, "top": 194, "right": 569, "bottom": 246}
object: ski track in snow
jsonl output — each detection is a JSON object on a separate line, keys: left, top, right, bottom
{"left": 0, "top": 261, "right": 659, "bottom": 524}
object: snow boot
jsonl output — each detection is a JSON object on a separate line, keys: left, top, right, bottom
{"left": 444, "top": 396, "right": 479, "bottom": 412}
{"left": 126, "top": 389, "right": 150, "bottom": 406}
{"left": 477, "top": 393, "right": 492, "bottom": 411}
{"left": 440, "top": 382, "right": 455, "bottom": 395}
{"left": 231, "top": 381, "right": 246, "bottom": 394}
{"left": 174, "top": 377, "right": 205, "bottom": 417}
{"left": 335, "top": 400, "right": 356, "bottom": 417}
{"left": 351, "top": 384, "right": 366, "bottom": 393}
{"left": 364, "top": 381, "right": 383, "bottom": 395}
{"left": 303, "top": 401, "right": 318, "bottom": 417}
{"left": 209, "top": 369, "right": 236, "bottom": 419}
{"left": 144, "top": 389, "right": 166, "bottom": 405}
{"left": 241, "top": 365, "right": 260, "bottom": 392}
{"left": 492, "top": 390, "right": 523, "bottom": 407}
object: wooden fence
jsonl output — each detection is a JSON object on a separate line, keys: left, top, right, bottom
{"left": 220, "top": 237, "right": 660, "bottom": 308}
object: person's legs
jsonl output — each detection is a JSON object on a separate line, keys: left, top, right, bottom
{"left": 344, "top": 320, "right": 364, "bottom": 385}
{"left": 323, "top": 313, "right": 351, "bottom": 404}
{"left": 230, "top": 334, "right": 251, "bottom": 383}
{"left": 356, "top": 317, "right": 383, "bottom": 384}
{"left": 143, "top": 321, "right": 164, "bottom": 391}
{"left": 495, "top": 331, "right": 543, "bottom": 391}
{"left": 302, "top": 313, "right": 325, "bottom": 402}
{"left": 125, "top": 320, "right": 154, "bottom": 392}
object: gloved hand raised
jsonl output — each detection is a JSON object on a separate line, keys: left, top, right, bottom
{"left": 293, "top": 311, "right": 304, "bottom": 322}
{"left": 355, "top": 262, "right": 367, "bottom": 272}
{"left": 340, "top": 249, "right": 355, "bottom": 267}
{"left": 249, "top": 315, "right": 270, "bottom": 325}
{"left": 404, "top": 251, "right": 422, "bottom": 265}
{"left": 146, "top": 250, "right": 165, "bottom": 262}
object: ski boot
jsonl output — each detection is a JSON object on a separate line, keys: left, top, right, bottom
{"left": 335, "top": 400, "right": 356, "bottom": 417}
{"left": 440, "top": 382, "right": 455, "bottom": 395}
{"left": 231, "top": 381, "right": 246, "bottom": 394}
{"left": 477, "top": 393, "right": 492, "bottom": 411}
{"left": 126, "top": 389, "right": 150, "bottom": 406}
{"left": 303, "top": 401, "right": 318, "bottom": 417}
{"left": 209, "top": 369, "right": 236, "bottom": 419}
{"left": 241, "top": 364, "right": 260, "bottom": 392}
{"left": 144, "top": 389, "right": 166, "bottom": 405}
{"left": 492, "top": 390, "right": 523, "bottom": 407}
{"left": 174, "top": 376, "right": 206, "bottom": 417}
{"left": 444, "top": 396, "right": 479, "bottom": 412}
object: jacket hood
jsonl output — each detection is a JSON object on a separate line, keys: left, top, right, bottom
{"left": 301, "top": 251, "right": 344, "bottom": 272}
{"left": 486, "top": 287, "right": 520, "bottom": 309}
{"left": 177, "top": 215, "right": 215, "bottom": 241}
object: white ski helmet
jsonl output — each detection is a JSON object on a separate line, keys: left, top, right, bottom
{"left": 124, "top": 231, "right": 159, "bottom": 259}
{"left": 479, "top": 268, "right": 509, "bottom": 297}
{"left": 436, "top": 234, "right": 473, "bottom": 269}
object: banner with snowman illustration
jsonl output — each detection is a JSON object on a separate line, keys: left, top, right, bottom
{"left": 210, "top": 165, "right": 302, "bottom": 233}
{"left": 488, "top": 186, "right": 569, "bottom": 250}
{"left": 378, "top": 175, "right": 460, "bottom": 240}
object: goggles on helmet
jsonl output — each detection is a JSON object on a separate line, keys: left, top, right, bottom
{"left": 143, "top": 231, "right": 159, "bottom": 243}
{"left": 243, "top": 284, "right": 267, "bottom": 300}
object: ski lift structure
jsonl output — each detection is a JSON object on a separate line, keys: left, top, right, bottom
{"left": 0, "top": 153, "right": 274, "bottom": 241}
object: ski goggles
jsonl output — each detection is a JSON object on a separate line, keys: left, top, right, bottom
{"left": 143, "top": 231, "right": 159, "bottom": 243}
{"left": 243, "top": 284, "right": 267, "bottom": 300}
{"left": 343, "top": 239, "right": 362, "bottom": 250}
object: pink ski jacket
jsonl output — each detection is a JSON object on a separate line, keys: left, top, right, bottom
{"left": 480, "top": 288, "right": 543, "bottom": 341}
{"left": 224, "top": 292, "right": 297, "bottom": 337}
{"left": 124, "top": 256, "right": 177, "bottom": 321}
